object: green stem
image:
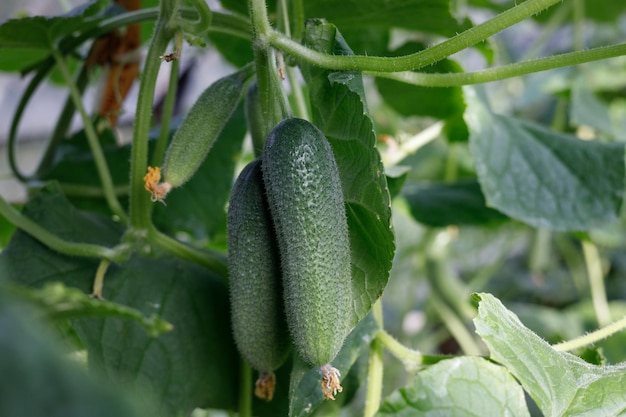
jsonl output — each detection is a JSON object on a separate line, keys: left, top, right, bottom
{"left": 0, "top": 195, "right": 131, "bottom": 263}
{"left": 51, "top": 49, "right": 128, "bottom": 223}
{"left": 528, "top": 228, "right": 552, "bottom": 273}
{"left": 36, "top": 64, "right": 89, "bottom": 178}
{"left": 91, "top": 259, "right": 111, "bottom": 298}
{"left": 364, "top": 300, "right": 384, "bottom": 417}
{"left": 429, "top": 291, "right": 482, "bottom": 356}
{"left": 148, "top": 227, "right": 228, "bottom": 280}
{"left": 238, "top": 360, "right": 252, "bottom": 417}
{"left": 366, "top": 43, "right": 626, "bottom": 86}
{"left": 128, "top": 15, "right": 172, "bottom": 230}
{"left": 582, "top": 240, "right": 611, "bottom": 327}
{"left": 573, "top": 0, "right": 585, "bottom": 52}
{"left": 173, "top": 0, "right": 212, "bottom": 34}
{"left": 270, "top": 0, "right": 565, "bottom": 71}
{"left": 8, "top": 69, "right": 49, "bottom": 181}
{"left": 59, "top": 183, "right": 129, "bottom": 198}
{"left": 376, "top": 330, "right": 424, "bottom": 366}
{"left": 249, "top": 0, "right": 292, "bottom": 130}
{"left": 552, "top": 315, "right": 626, "bottom": 352}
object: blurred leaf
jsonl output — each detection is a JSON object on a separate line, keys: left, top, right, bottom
{"left": 303, "top": 0, "right": 472, "bottom": 37}
{"left": 375, "top": 42, "right": 466, "bottom": 120}
{"left": 465, "top": 87, "right": 625, "bottom": 231}
{"left": 208, "top": 32, "right": 253, "bottom": 67}
{"left": 376, "top": 356, "right": 530, "bottom": 417}
{"left": 7, "top": 282, "right": 172, "bottom": 337}
{"left": 0, "top": 0, "right": 108, "bottom": 72}
{"left": 475, "top": 293, "right": 626, "bottom": 417}
{"left": 403, "top": 180, "right": 509, "bottom": 227}
{"left": 0, "top": 293, "right": 141, "bottom": 417}
{"left": 300, "top": 20, "right": 395, "bottom": 325}
{"left": 289, "top": 314, "right": 379, "bottom": 417}
{"left": 0, "top": 183, "right": 239, "bottom": 416}
{"left": 153, "top": 104, "right": 248, "bottom": 240}
{"left": 570, "top": 76, "right": 614, "bottom": 137}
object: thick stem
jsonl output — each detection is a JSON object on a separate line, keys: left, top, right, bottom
{"left": 128, "top": 18, "right": 172, "bottom": 230}
{"left": 51, "top": 49, "right": 128, "bottom": 223}
{"left": 270, "top": 0, "right": 566, "bottom": 72}
{"left": 250, "top": 0, "right": 292, "bottom": 129}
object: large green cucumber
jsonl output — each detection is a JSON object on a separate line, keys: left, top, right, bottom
{"left": 261, "top": 117, "right": 352, "bottom": 368}
{"left": 227, "top": 159, "right": 290, "bottom": 382}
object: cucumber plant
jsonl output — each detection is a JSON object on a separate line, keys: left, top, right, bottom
{"left": 2, "top": 0, "right": 626, "bottom": 417}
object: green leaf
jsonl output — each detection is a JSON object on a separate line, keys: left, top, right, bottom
{"left": 289, "top": 314, "right": 379, "bottom": 417}
{"left": 465, "top": 87, "right": 625, "bottom": 231}
{"left": 375, "top": 42, "right": 466, "bottom": 120}
{"left": 474, "top": 293, "right": 626, "bottom": 417}
{"left": 0, "top": 293, "right": 141, "bottom": 417}
{"left": 303, "top": 0, "right": 472, "bottom": 37}
{"left": 403, "top": 180, "right": 509, "bottom": 227}
{"left": 153, "top": 104, "right": 248, "bottom": 240}
{"left": 0, "top": 183, "right": 239, "bottom": 416}
{"left": 0, "top": 0, "right": 107, "bottom": 72}
{"left": 7, "top": 282, "right": 173, "bottom": 337}
{"left": 376, "top": 356, "right": 530, "bottom": 417}
{"left": 300, "top": 21, "right": 395, "bottom": 325}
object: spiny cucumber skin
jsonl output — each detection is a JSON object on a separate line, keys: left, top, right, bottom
{"left": 262, "top": 118, "right": 352, "bottom": 367}
{"left": 228, "top": 159, "right": 290, "bottom": 373}
{"left": 163, "top": 72, "right": 245, "bottom": 188}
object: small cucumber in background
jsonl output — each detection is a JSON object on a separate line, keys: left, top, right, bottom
{"left": 262, "top": 117, "right": 352, "bottom": 400}
{"left": 161, "top": 63, "right": 254, "bottom": 189}
{"left": 244, "top": 81, "right": 266, "bottom": 158}
{"left": 227, "top": 158, "right": 290, "bottom": 401}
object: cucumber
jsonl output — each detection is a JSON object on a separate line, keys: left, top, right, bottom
{"left": 162, "top": 64, "right": 254, "bottom": 189}
{"left": 261, "top": 118, "right": 352, "bottom": 398}
{"left": 227, "top": 158, "right": 290, "bottom": 401}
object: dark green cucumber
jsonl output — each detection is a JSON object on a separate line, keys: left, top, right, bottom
{"left": 227, "top": 159, "right": 290, "bottom": 380}
{"left": 262, "top": 117, "right": 352, "bottom": 368}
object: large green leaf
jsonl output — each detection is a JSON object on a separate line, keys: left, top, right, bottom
{"left": 403, "top": 180, "right": 509, "bottom": 227}
{"left": 0, "top": 293, "right": 141, "bottom": 417}
{"left": 289, "top": 314, "right": 379, "bottom": 417}
{"left": 376, "top": 356, "right": 530, "bottom": 417}
{"left": 0, "top": 183, "right": 239, "bottom": 416}
{"left": 474, "top": 293, "right": 626, "bottom": 417}
{"left": 303, "top": 0, "right": 472, "bottom": 37}
{"left": 465, "top": 88, "right": 625, "bottom": 231}
{"left": 300, "top": 21, "right": 395, "bottom": 325}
